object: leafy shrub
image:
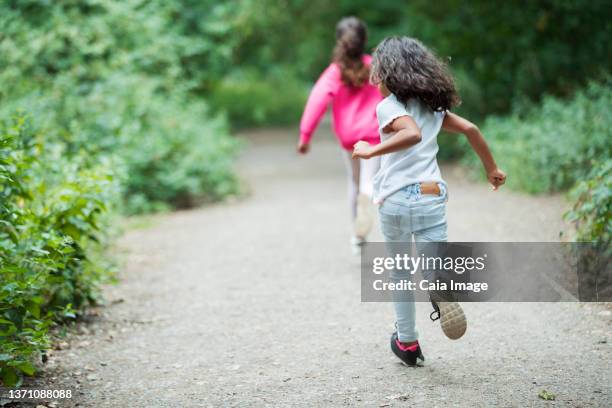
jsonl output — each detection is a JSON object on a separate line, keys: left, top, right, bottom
{"left": 209, "top": 69, "right": 308, "bottom": 129}
{"left": 462, "top": 81, "right": 611, "bottom": 193}
{"left": 0, "top": 1, "right": 239, "bottom": 213}
{"left": 1, "top": 116, "right": 118, "bottom": 386}
{"left": 199, "top": 0, "right": 610, "bottom": 120}
{"left": 0, "top": 0, "right": 243, "bottom": 388}
{"left": 566, "top": 160, "right": 611, "bottom": 243}
{"left": 564, "top": 160, "right": 611, "bottom": 300}
{"left": 8, "top": 74, "right": 240, "bottom": 215}
{"left": 116, "top": 80, "right": 240, "bottom": 214}
{"left": 396, "top": 0, "right": 611, "bottom": 115}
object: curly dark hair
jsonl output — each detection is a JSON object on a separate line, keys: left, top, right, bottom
{"left": 333, "top": 17, "right": 369, "bottom": 88}
{"left": 371, "top": 37, "right": 460, "bottom": 111}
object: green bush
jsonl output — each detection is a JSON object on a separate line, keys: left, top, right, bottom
{"left": 13, "top": 74, "right": 240, "bottom": 214}
{"left": 566, "top": 160, "right": 611, "bottom": 243}
{"left": 0, "top": 1, "right": 239, "bottom": 213}
{"left": 1, "top": 116, "right": 118, "bottom": 386}
{"left": 209, "top": 69, "right": 308, "bottom": 129}
{"left": 117, "top": 80, "right": 240, "bottom": 214}
{"left": 564, "top": 160, "right": 611, "bottom": 300}
{"left": 462, "top": 81, "right": 611, "bottom": 193}
{"left": 395, "top": 0, "right": 611, "bottom": 115}
{"left": 199, "top": 0, "right": 610, "bottom": 120}
{"left": 1, "top": 0, "right": 242, "bottom": 386}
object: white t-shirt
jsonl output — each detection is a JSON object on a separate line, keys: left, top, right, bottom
{"left": 372, "top": 94, "right": 446, "bottom": 203}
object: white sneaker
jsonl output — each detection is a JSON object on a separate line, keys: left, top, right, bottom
{"left": 350, "top": 236, "right": 366, "bottom": 255}
{"left": 354, "top": 193, "right": 374, "bottom": 238}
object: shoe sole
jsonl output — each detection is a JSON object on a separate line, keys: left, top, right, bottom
{"left": 354, "top": 194, "right": 373, "bottom": 237}
{"left": 400, "top": 360, "right": 424, "bottom": 368}
{"left": 438, "top": 302, "right": 467, "bottom": 340}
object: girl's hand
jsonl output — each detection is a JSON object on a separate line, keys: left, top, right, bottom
{"left": 352, "top": 141, "right": 374, "bottom": 159}
{"left": 487, "top": 168, "right": 506, "bottom": 190}
{"left": 297, "top": 141, "right": 310, "bottom": 154}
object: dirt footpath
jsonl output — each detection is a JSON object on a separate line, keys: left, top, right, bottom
{"left": 36, "top": 128, "right": 611, "bottom": 407}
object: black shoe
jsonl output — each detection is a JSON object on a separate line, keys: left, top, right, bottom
{"left": 390, "top": 332, "right": 425, "bottom": 367}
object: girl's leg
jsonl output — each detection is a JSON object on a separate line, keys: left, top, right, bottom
{"left": 354, "top": 156, "right": 380, "bottom": 238}
{"left": 412, "top": 195, "right": 448, "bottom": 281}
{"left": 392, "top": 278, "right": 418, "bottom": 342}
{"left": 379, "top": 199, "right": 418, "bottom": 342}
{"left": 358, "top": 155, "right": 380, "bottom": 198}
{"left": 341, "top": 150, "right": 360, "bottom": 220}
{"left": 412, "top": 193, "right": 467, "bottom": 340}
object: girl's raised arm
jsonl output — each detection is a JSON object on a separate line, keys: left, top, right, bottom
{"left": 298, "top": 65, "right": 342, "bottom": 153}
{"left": 442, "top": 112, "right": 506, "bottom": 190}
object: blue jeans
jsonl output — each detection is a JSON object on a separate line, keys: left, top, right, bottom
{"left": 378, "top": 183, "right": 448, "bottom": 342}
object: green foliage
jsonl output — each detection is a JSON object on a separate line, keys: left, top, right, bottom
{"left": 0, "top": 0, "right": 239, "bottom": 213}
{"left": 462, "top": 81, "right": 611, "bottom": 193}
{"left": 0, "top": 0, "right": 241, "bottom": 386}
{"left": 565, "top": 160, "right": 611, "bottom": 300}
{"left": 0, "top": 0, "right": 233, "bottom": 95}
{"left": 538, "top": 390, "right": 556, "bottom": 401}
{"left": 565, "top": 160, "right": 611, "bottom": 244}
{"left": 395, "top": 0, "right": 611, "bottom": 115}
{"left": 209, "top": 69, "right": 307, "bottom": 128}
{"left": 115, "top": 79, "right": 239, "bottom": 213}
{"left": 2, "top": 76, "right": 239, "bottom": 214}
{"left": 1, "top": 116, "right": 118, "bottom": 386}
{"left": 203, "top": 0, "right": 610, "bottom": 123}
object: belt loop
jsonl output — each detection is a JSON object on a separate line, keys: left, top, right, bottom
{"left": 415, "top": 183, "right": 422, "bottom": 200}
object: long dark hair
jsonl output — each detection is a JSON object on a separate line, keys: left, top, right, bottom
{"left": 333, "top": 17, "right": 369, "bottom": 88}
{"left": 371, "top": 36, "right": 460, "bottom": 111}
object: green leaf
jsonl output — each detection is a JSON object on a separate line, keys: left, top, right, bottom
{"left": 1, "top": 366, "right": 20, "bottom": 387}
{"left": 538, "top": 390, "right": 556, "bottom": 401}
{"left": 26, "top": 302, "right": 40, "bottom": 319}
{"left": 15, "top": 360, "right": 36, "bottom": 376}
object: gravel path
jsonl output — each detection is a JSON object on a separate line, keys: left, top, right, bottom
{"left": 38, "top": 128, "right": 610, "bottom": 407}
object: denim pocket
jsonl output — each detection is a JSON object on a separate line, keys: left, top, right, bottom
{"left": 411, "top": 199, "right": 447, "bottom": 235}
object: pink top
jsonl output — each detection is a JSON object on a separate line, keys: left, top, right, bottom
{"left": 299, "top": 55, "right": 382, "bottom": 151}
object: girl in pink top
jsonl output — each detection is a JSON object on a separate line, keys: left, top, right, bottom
{"left": 297, "top": 17, "right": 383, "bottom": 252}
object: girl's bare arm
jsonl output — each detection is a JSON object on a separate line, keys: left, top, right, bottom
{"left": 442, "top": 112, "right": 506, "bottom": 190}
{"left": 352, "top": 115, "right": 421, "bottom": 158}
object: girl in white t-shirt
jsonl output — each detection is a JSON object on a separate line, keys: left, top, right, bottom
{"left": 353, "top": 37, "right": 506, "bottom": 366}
